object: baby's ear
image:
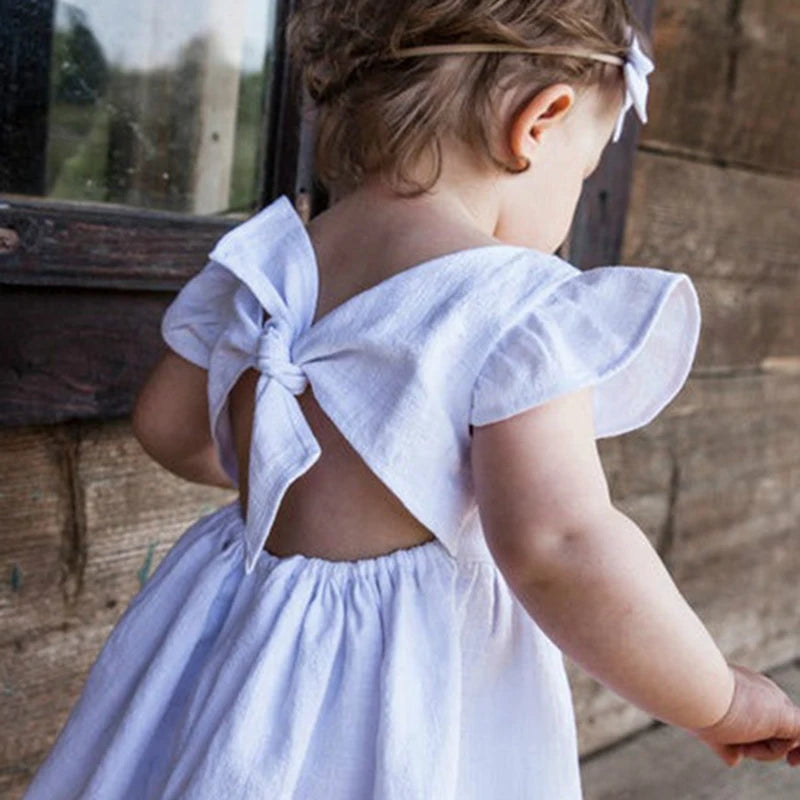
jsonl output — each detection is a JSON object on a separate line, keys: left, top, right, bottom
{"left": 507, "top": 83, "right": 575, "bottom": 166}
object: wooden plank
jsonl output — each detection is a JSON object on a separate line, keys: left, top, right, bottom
{"left": 0, "top": 425, "right": 71, "bottom": 644}
{"left": 657, "top": 372, "right": 800, "bottom": 563}
{"left": 729, "top": 0, "right": 800, "bottom": 173}
{"left": 645, "top": 0, "right": 800, "bottom": 176}
{"left": 622, "top": 151, "right": 800, "bottom": 370}
{"left": 673, "top": 529, "right": 800, "bottom": 668}
{"left": 0, "top": 196, "right": 236, "bottom": 291}
{"left": 74, "top": 417, "right": 237, "bottom": 621}
{"left": 0, "top": 287, "right": 170, "bottom": 426}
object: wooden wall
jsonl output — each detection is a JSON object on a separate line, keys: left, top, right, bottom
{"left": 1, "top": 1, "right": 798, "bottom": 796}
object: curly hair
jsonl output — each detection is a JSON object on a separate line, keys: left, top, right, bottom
{"left": 286, "top": 1, "right": 649, "bottom": 199}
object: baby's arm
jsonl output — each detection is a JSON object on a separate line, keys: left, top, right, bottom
{"left": 471, "top": 386, "right": 800, "bottom": 762}
{"left": 132, "top": 349, "right": 235, "bottom": 490}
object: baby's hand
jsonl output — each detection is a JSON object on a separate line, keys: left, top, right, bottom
{"left": 687, "top": 663, "right": 800, "bottom": 767}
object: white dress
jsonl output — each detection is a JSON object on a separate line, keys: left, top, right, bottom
{"left": 23, "top": 194, "right": 702, "bottom": 799}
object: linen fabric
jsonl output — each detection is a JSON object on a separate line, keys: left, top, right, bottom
{"left": 23, "top": 193, "right": 701, "bottom": 799}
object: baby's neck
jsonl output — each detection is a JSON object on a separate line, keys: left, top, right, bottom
{"left": 326, "top": 175, "right": 502, "bottom": 247}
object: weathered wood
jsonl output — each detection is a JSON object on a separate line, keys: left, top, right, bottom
{"left": 580, "top": 662, "right": 800, "bottom": 799}
{"left": 645, "top": 0, "right": 800, "bottom": 176}
{"left": 624, "top": 153, "right": 800, "bottom": 283}
{"left": 673, "top": 530, "right": 800, "bottom": 668}
{"left": 0, "top": 426, "right": 71, "bottom": 643}
{"left": 74, "top": 417, "right": 236, "bottom": 622}
{"left": 0, "top": 196, "right": 236, "bottom": 291}
{"left": 622, "top": 151, "right": 800, "bottom": 370}
{"left": 730, "top": 0, "right": 800, "bottom": 174}
{"left": 657, "top": 373, "right": 800, "bottom": 560}
{"left": 0, "top": 1, "right": 315, "bottom": 428}
{"left": 0, "top": 287, "right": 173, "bottom": 426}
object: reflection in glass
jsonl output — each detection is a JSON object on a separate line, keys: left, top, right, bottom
{"left": 42, "top": 0, "right": 278, "bottom": 215}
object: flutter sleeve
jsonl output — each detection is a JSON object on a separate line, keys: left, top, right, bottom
{"left": 469, "top": 265, "right": 702, "bottom": 438}
{"left": 160, "top": 260, "right": 242, "bottom": 369}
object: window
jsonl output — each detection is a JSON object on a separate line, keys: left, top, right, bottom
{"left": 2, "top": 0, "right": 287, "bottom": 214}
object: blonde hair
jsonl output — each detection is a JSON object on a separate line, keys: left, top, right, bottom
{"left": 286, "top": 1, "right": 648, "bottom": 199}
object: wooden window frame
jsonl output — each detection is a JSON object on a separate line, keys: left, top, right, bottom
{"left": 0, "top": 0, "right": 654, "bottom": 427}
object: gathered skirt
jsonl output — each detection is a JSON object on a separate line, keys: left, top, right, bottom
{"left": 23, "top": 499, "right": 583, "bottom": 799}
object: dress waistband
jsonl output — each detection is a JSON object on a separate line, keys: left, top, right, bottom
{"left": 210, "top": 498, "right": 495, "bottom": 575}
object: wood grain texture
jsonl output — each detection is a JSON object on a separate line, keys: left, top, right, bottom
{"left": 0, "top": 197, "right": 235, "bottom": 291}
{"left": 0, "top": 287, "right": 177, "bottom": 426}
{"left": 645, "top": 0, "right": 800, "bottom": 175}
{"left": 0, "top": 426, "right": 72, "bottom": 644}
{"left": 622, "top": 151, "right": 800, "bottom": 369}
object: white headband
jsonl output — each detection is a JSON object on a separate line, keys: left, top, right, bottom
{"left": 385, "top": 25, "right": 655, "bottom": 143}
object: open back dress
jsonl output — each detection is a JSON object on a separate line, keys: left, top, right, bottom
{"left": 23, "top": 193, "right": 701, "bottom": 800}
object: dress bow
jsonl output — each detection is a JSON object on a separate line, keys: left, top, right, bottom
{"left": 206, "top": 197, "right": 323, "bottom": 574}
{"left": 257, "top": 319, "right": 309, "bottom": 396}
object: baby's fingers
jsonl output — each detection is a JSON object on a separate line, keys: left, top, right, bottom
{"left": 708, "top": 743, "right": 742, "bottom": 767}
{"left": 787, "top": 745, "right": 800, "bottom": 767}
{"left": 771, "top": 692, "right": 800, "bottom": 740}
{"left": 738, "top": 738, "right": 797, "bottom": 762}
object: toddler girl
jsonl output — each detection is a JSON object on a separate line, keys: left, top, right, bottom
{"left": 24, "top": 1, "right": 800, "bottom": 797}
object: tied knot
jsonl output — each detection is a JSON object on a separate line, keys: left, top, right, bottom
{"left": 256, "top": 320, "right": 308, "bottom": 395}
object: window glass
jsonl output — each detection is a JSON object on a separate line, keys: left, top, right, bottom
{"left": 10, "top": 0, "right": 278, "bottom": 215}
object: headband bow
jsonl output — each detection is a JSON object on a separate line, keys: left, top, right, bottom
{"left": 612, "top": 26, "right": 655, "bottom": 142}
{"left": 385, "top": 24, "right": 655, "bottom": 143}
